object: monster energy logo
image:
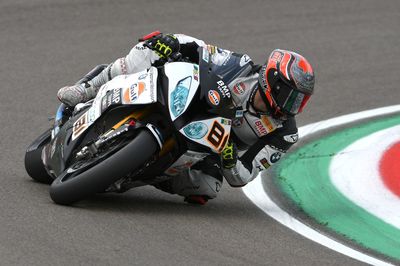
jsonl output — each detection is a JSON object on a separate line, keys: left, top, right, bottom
{"left": 154, "top": 40, "right": 173, "bottom": 58}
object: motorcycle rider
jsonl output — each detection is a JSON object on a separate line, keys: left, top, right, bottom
{"left": 57, "top": 31, "right": 315, "bottom": 205}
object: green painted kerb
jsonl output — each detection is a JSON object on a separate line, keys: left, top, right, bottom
{"left": 276, "top": 115, "right": 400, "bottom": 260}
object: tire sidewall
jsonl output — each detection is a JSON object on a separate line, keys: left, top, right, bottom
{"left": 49, "top": 130, "right": 158, "bottom": 205}
{"left": 24, "top": 129, "right": 53, "bottom": 184}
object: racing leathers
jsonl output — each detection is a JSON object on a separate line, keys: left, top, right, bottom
{"left": 58, "top": 33, "right": 298, "bottom": 201}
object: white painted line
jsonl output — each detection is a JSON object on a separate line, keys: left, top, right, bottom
{"left": 330, "top": 125, "right": 400, "bottom": 229}
{"left": 298, "top": 105, "right": 400, "bottom": 138}
{"left": 242, "top": 105, "right": 400, "bottom": 266}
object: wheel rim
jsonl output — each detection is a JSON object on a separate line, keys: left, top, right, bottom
{"left": 59, "top": 138, "right": 131, "bottom": 183}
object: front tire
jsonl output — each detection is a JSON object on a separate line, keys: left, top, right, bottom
{"left": 49, "top": 130, "right": 158, "bottom": 205}
{"left": 24, "top": 129, "right": 53, "bottom": 184}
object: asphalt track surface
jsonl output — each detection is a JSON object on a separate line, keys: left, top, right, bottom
{"left": 1, "top": 0, "right": 399, "bottom": 265}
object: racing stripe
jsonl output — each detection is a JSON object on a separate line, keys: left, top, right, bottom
{"left": 380, "top": 142, "right": 400, "bottom": 197}
{"left": 277, "top": 113, "right": 400, "bottom": 260}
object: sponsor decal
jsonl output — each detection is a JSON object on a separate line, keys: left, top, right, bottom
{"left": 72, "top": 113, "right": 88, "bottom": 140}
{"left": 261, "top": 115, "right": 275, "bottom": 132}
{"left": 149, "top": 70, "right": 155, "bottom": 102}
{"left": 235, "top": 109, "right": 244, "bottom": 118}
{"left": 260, "top": 158, "right": 271, "bottom": 169}
{"left": 270, "top": 152, "right": 282, "bottom": 163}
{"left": 254, "top": 120, "right": 268, "bottom": 136}
{"left": 284, "top": 133, "right": 299, "bottom": 143}
{"left": 135, "top": 45, "right": 147, "bottom": 50}
{"left": 220, "top": 118, "right": 231, "bottom": 125}
{"left": 183, "top": 122, "right": 208, "bottom": 139}
{"left": 138, "top": 73, "right": 148, "bottom": 80}
{"left": 202, "top": 49, "right": 210, "bottom": 63}
{"left": 216, "top": 80, "right": 231, "bottom": 98}
{"left": 111, "top": 88, "right": 121, "bottom": 104}
{"left": 102, "top": 88, "right": 122, "bottom": 111}
{"left": 271, "top": 51, "right": 283, "bottom": 63}
{"left": 233, "top": 82, "right": 246, "bottom": 95}
{"left": 208, "top": 90, "right": 220, "bottom": 106}
{"left": 124, "top": 85, "right": 137, "bottom": 102}
{"left": 206, "top": 120, "right": 228, "bottom": 153}
{"left": 193, "top": 65, "right": 199, "bottom": 81}
{"left": 124, "top": 82, "right": 146, "bottom": 103}
{"left": 239, "top": 54, "right": 251, "bottom": 67}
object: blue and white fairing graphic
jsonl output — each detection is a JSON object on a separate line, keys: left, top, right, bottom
{"left": 170, "top": 77, "right": 191, "bottom": 117}
{"left": 164, "top": 62, "right": 200, "bottom": 121}
{"left": 182, "top": 121, "right": 208, "bottom": 139}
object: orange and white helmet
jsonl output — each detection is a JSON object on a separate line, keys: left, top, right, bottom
{"left": 258, "top": 49, "right": 315, "bottom": 116}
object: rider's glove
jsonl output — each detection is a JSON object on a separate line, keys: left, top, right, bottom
{"left": 143, "top": 33, "right": 181, "bottom": 61}
{"left": 221, "top": 141, "right": 237, "bottom": 169}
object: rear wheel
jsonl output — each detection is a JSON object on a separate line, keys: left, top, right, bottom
{"left": 24, "top": 129, "right": 53, "bottom": 184}
{"left": 49, "top": 130, "right": 158, "bottom": 205}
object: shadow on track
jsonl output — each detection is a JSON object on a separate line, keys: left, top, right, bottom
{"left": 25, "top": 178, "right": 249, "bottom": 219}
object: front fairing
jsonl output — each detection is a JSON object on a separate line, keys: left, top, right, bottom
{"left": 42, "top": 112, "right": 82, "bottom": 177}
{"left": 163, "top": 48, "right": 236, "bottom": 153}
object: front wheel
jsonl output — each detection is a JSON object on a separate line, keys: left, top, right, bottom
{"left": 49, "top": 130, "right": 158, "bottom": 205}
{"left": 24, "top": 129, "right": 53, "bottom": 184}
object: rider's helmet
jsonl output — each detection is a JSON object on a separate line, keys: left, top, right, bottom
{"left": 258, "top": 49, "right": 315, "bottom": 116}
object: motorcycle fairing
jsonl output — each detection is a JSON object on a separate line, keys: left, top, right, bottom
{"left": 71, "top": 67, "right": 158, "bottom": 141}
{"left": 164, "top": 62, "right": 200, "bottom": 121}
{"left": 180, "top": 117, "right": 231, "bottom": 153}
{"left": 164, "top": 150, "right": 209, "bottom": 176}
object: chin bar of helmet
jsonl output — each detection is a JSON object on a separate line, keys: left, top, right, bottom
{"left": 257, "top": 85, "right": 285, "bottom": 117}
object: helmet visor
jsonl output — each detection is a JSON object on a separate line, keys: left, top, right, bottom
{"left": 272, "top": 79, "right": 311, "bottom": 115}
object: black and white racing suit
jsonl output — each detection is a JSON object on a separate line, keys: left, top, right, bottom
{"left": 85, "top": 34, "right": 299, "bottom": 199}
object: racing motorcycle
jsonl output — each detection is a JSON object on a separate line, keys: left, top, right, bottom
{"left": 24, "top": 47, "right": 236, "bottom": 205}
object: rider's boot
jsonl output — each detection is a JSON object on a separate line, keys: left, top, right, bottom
{"left": 57, "top": 64, "right": 109, "bottom": 107}
{"left": 57, "top": 83, "right": 98, "bottom": 107}
{"left": 154, "top": 168, "right": 222, "bottom": 205}
{"left": 184, "top": 195, "right": 209, "bottom": 205}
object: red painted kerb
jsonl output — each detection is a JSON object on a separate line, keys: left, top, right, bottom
{"left": 380, "top": 141, "right": 400, "bottom": 197}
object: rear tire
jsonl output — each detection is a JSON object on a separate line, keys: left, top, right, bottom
{"left": 24, "top": 129, "right": 53, "bottom": 184}
{"left": 49, "top": 130, "right": 158, "bottom": 205}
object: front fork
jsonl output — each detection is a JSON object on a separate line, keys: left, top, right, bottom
{"left": 106, "top": 106, "right": 165, "bottom": 150}
{"left": 74, "top": 106, "right": 175, "bottom": 161}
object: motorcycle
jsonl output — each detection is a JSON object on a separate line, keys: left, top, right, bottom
{"left": 24, "top": 47, "right": 236, "bottom": 205}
